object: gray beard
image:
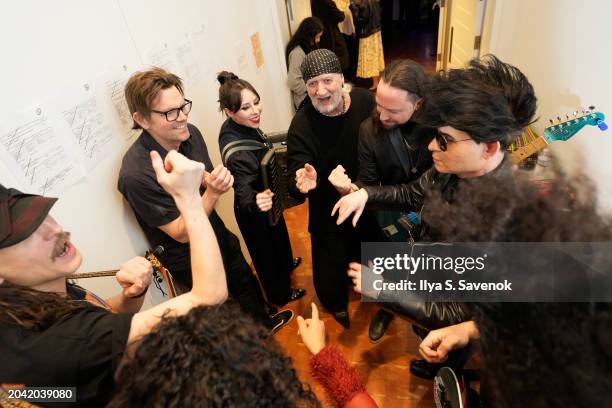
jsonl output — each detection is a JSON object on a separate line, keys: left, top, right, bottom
{"left": 313, "top": 92, "right": 343, "bottom": 116}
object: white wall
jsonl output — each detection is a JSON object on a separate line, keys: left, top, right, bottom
{"left": 483, "top": 0, "right": 612, "bottom": 212}
{"left": 0, "top": 0, "right": 294, "bottom": 299}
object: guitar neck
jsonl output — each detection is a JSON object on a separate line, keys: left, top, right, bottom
{"left": 509, "top": 136, "right": 549, "bottom": 164}
{"left": 67, "top": 270, "right": 118, "bottom": 279}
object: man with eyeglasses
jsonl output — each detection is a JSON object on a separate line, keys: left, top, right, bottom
{"left": 332, "top": 55, "right": 538, "bottom": 378}
{"left": 118, "top": 67, "right": 293, "bottom": 334}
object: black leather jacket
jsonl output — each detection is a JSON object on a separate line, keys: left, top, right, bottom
{"left": 362, "top": 159, "right": 513, "bottom": 329}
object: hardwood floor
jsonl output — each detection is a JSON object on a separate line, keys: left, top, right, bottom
{"left": 272, "top": 22, "right": 443, "bottom": 407}
{"left": 273, "top": 202, "right": 436, "bottom": 407}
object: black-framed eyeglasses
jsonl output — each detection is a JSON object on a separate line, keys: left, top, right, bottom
{"left": 151, "top": 99, "right": 192, "bottom": 122}
{"left": 435, "top": 132, "right": 472, "bottom": 151}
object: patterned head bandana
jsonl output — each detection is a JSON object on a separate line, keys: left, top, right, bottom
{"left": 301, "top": 49, "right": 343, "bottom": 83}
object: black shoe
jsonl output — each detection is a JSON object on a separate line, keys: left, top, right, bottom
{"left": 291, "top": 256, "right": 302, "bottom": 270}
{"left": 332, "top": 310, "right": 350, "bottom": 329}
{"left": 270, "top": 309, "right": 294, "bottom": 334}
{"left": 368, "top": 309, "right": 394, "bottom": 343}
{"left": 410, "top": 359, "right": 443, "bottom": 380}
{"left": 288, "top": 288, "right": 306, "bottom": 303}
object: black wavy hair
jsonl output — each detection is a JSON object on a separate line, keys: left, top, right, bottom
{"left": 414, "top": 54, "right": 537, "bottom": 148}
{"left": 109, "top": 302, "right": 320, "bottom": 408}
{"left": 285, "top": 17, "right": 324, "bottom": 65}
{"left": 380, "top": 58, "right": 429, "bottom": 102}
{"left": 217, "top": 71, "right": 260, "bottom": 113}
{"left": 422, "top": 161, "right": 612, "bottom": 406}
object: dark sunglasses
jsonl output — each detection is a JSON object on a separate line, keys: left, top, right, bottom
{"left": 435, "top": 132, "right": 472, "bottom": 151}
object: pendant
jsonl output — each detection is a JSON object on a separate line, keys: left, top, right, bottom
{"left": 411, "top": 167, "right": 418, "bottom": 173}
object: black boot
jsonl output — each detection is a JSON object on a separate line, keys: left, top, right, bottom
{"left": 368, "top": 309, "right": 394, "bottom": 343}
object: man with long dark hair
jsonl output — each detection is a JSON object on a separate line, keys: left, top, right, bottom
{"left": 0, "top": 150, "right": 228, "bottom": 406}
{"left": 328, "top": 58, "right": 433, "bottom": 342}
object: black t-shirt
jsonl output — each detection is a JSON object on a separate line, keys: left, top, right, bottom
{"left": 117, "top": 124, "right": 225, "bottom": 286}
{"left": 287, "top": 87, "right": 375, "bottom": 233}
{"left": 0, "top": 285, "right": 133, "bottom": 407}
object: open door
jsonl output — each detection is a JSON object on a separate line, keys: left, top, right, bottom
{"left": 285, "top": 0, "right": 312, "bottom": 36}
{"left": 436, "top": 0, "right": 487, "bottom": 71}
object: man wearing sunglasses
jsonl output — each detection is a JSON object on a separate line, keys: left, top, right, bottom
{"left": 333, "top": 55, "right": 537, "bottom": 378}
{"left": 118, "top": 67, "right": 293, "bottom": 334}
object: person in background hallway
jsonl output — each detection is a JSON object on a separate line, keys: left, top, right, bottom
{"left": 311, "top": 0, "right": 351, "bottom": 75}
{"left": 217, "top": 71, "right": 305, "bottom": 307}
{"left": 287, "top": 49, "right": 375, "bottom": 329}
{"left": 350, "top": 0, "right": 385, "bottom": 90}
{"left": 286, "top": 17, "right": 325, "bottom": 110}
{"left": 118, "top": 67, "right": 293, "bottom": 334}
{"left": 333, "top": 0, "right": 358, "bottom": 80}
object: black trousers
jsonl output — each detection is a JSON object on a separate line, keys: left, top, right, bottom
{"left": 310, "top": 230, "right": 360, "bottom": 313}
{"left": 236, "top": 209, "right": 294, "bottom": 305}
{"left": 212, "top": 215, "right": 272, "bottom": 327}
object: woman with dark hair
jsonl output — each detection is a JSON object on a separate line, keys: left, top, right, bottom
{"left": 217, "top": 71, "right": 305, "bottom": 308}
{"left": 285, "top": 17, "right": 324, "bottom": 110}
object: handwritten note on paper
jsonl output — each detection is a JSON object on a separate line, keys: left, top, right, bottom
{"left": 105, "top": 76, "right": 138, "bottom": 140}
{"left": 59, "top": 85, "right": 115, "bottom": 170}
{"left": 0, "top": 106, "right": 85, "bottom": 195}
{"left": 175, "top": 36, "right": 202, "bottom": 87}
{"left": 145, "top": 43, "right": 181, "bottom": 75}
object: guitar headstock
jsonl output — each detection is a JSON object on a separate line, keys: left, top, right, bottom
{"left": 543, "top": 107, "right": 607, "bottom": 143}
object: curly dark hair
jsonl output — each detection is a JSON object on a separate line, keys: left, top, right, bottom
{"left": 109, "top": 302, "right": 320, "bottom": 407}
{"left": 414, "top": 54, "right": 537, "bottom": 148}
{"left": 422, "top": 161, "right": 612, "bottom": 406}
{"left": 285, "top": 17, "right": 324, "bottom": 66}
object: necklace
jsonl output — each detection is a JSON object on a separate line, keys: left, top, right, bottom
{"left": 401, "top": 135, "right": 422, "bottom": 174}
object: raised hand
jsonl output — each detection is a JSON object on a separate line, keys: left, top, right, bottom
{"left": 331, "top": 188, "right": 369, "bottom": 226}
{"left": 115, "top": 256, "right": 153, "bottom": 298}
{"left": 328, "top": 164, "right": 355, "bottom": 196}
{"left": 297, "top": 303, "right": 326, "bottom": 355}
{"left": 203, "top": 164, "right": 234, "bottom": 196}
{"left": 150, "top": 150, "right": 204, "bottom": 201}
{"left": 295, "top": 163, "right": 317, "bottom": 194}
{"left": 256, "top": 189, "right": 274, "bottom": 212}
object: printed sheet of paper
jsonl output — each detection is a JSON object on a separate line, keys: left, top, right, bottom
{"left": 175, "top": 34, "right": 202, "bottom": 88}
{"left": 144, "top": 43, "right": 182, "bottom": 75}
{"left": 104, "top": 70, "right": 139, "bottom": 141}
{"left": 56, "top": 83, "right": 116, "bottom": 170}
{"left": 0, "top": 105, "right": 85, "bottom": 195}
